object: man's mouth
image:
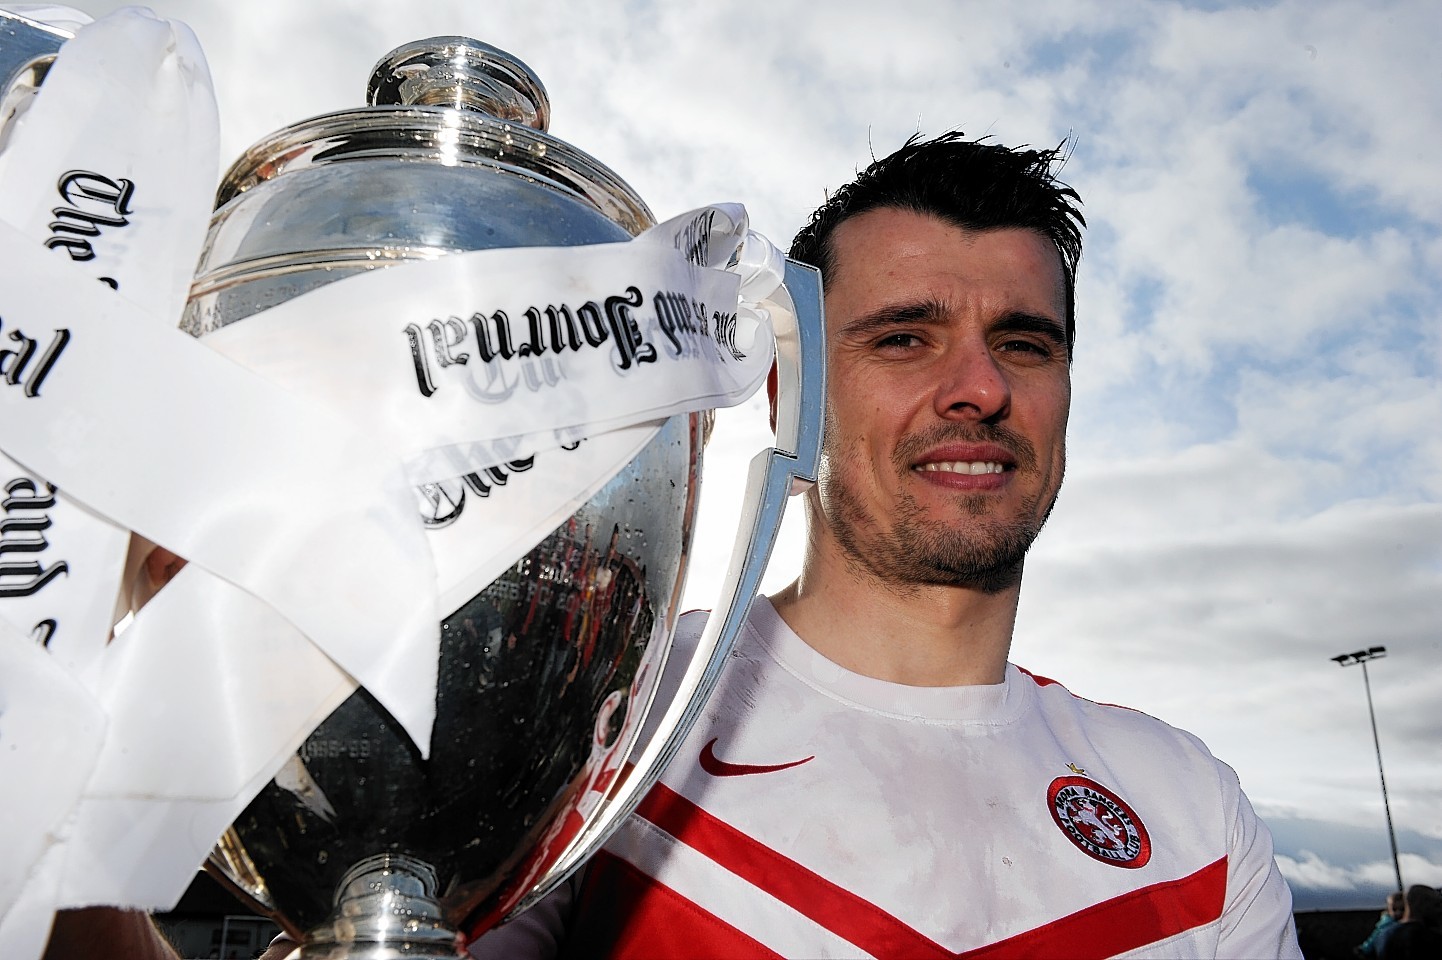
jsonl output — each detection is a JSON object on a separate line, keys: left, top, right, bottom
{"left": 917, "top": 461, "right": 1007, "bottom": 476}
{"left": 896, "top": 428, "right": 1033, "bottom": 480}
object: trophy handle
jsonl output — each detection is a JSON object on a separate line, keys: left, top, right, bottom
{"left": 520, "top": 258, "right": 826, "bottom": 908}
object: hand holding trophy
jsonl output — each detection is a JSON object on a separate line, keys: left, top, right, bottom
{"left": 0, "top": 9, "right": 822, "bottom": 958}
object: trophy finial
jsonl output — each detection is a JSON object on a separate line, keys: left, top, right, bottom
{"left": 367, "top": 36, "right": 551, "bottom": 131}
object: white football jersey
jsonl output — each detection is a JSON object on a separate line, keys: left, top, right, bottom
{"left": 551, "top": 597, "right": 1301, "bottom": 959}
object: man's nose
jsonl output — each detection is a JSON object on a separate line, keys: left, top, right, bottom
{"left": 934, "top": 344, "right": 1011, "bottom": 422}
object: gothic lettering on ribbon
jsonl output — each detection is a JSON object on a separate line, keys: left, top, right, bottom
{"left": 418, "top": 456, "right": 542, "bottom": 528}
{"left": 674, "top": 207, "right": 717, "bottom": 268}
{"left": 45, "top": 169, "right": 136, "bottom": 289}
{"left": 0, "top": 478, "right": 70, "bottom": 645}
{"left": 0, "top": 316, "right": 70, "bottom": 398}
{"left": 405, "top": 283, "right": 751, "bottom": 398}
{"left": 711, "top": 309, "right": 744, "bottom": 362}
{"left": 404, "top": 286, "right": 659, "bottom": 397}
{"left": 654, "top": 293, "right": 746, "bottom": 365}
{"left": 652, "top": 291, "right": 707, "bottom": 359}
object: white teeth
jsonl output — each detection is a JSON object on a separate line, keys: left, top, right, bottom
{"left": 919, "top": 461, "right": 1005, "bottom": 475}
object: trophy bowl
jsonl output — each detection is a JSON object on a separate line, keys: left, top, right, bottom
{"left": 183, "top": 36, "right": 711, "bottom": 957}
{"left": 205, "top": 424, "right": 700, "bottom": 955}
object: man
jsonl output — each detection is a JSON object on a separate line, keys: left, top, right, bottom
{"left": 1379, "top": 885, "right": 1442, "bottom": 959}
{"left": 44, "top": 132, "right": 1301, "bottom": 959}
{"left": 1356, "top": 891, "right": 1405, "bottom": 958}
{"left": 538, "top": 133, "right": 1301, "bottom": 958}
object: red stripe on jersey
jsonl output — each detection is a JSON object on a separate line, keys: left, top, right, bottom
{"left": 965, "top": 856, "right": 1228, "bottom": 959}
{"left": 635, "top": 782, "right": 1228, "bottom": 959}
{"left": 562, "top": 849, "right": 783, "bottom": 960}
{"left": 1015, "top": 664, "right": 1063, "bottom": 687}
{"left": 1016, "top": 664, "right": 1145, "bottom": 714}
{"left": 637, "top": 782, "right": 955, "bottom": 957}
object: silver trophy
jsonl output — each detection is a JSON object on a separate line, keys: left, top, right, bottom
{"left": 1, "top": 16, "right": 823, "bottom": 959}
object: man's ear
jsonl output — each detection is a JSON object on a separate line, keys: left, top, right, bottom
{"left": 766, "top": 361, "right": 778, "bottom": 435}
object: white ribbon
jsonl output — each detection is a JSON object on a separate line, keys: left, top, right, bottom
{"left": 205, "top": 202, "right": 780, "bottom": 614}
{"left": 204, "top": 203, "right": 773, "bottom": 484}
{"left": 0, "top": 457, "right": 127, "bottom": 686}
{"left": 0, "top": 616, "right": 106, "bottom": 958}
{"left": 0, "top": 9, "right": 234, "bottom": 951}
{"left": 0, "top": 5, "right": 793, "bottom": 946}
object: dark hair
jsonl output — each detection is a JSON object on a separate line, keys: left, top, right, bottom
{"left": 1404, "top": 884, "right": 1441, "bottom": 920}
{"left": 789, "top": 131, "right": 1085, "bottom": 352}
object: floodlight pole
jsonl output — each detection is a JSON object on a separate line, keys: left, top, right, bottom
{"left": 1332, "top": 647, "right": 1404, "bottom": 893}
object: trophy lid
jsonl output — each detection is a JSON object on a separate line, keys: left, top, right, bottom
{"left": 366, "top": 36, "right": 549, "bottom": 126}
{"left": 213, "top": 36, "right": 652, "bottom": 235}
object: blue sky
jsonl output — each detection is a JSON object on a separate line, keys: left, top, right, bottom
{"left": 64, "top": 0, "right": 1442, "bottom": 912}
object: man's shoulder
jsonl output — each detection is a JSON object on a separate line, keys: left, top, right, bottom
{"left": 1015, "top": 665, "right": 1227, "bottom": 771}
{"left": 676, "top": 606, "right": 711, "bottom": 636}
{"left": 665, "top": 608, "right": 713, "bottom": 665}
{"left": 671, "top": 603, "right": 762, "bottom": 657}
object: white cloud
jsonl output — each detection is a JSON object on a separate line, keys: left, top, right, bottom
{"left": 1278, "top": 851, "right": 1360, "bottom": 892}
{"left": 1275, "top": 849, "right": 1442, "bottom": 901}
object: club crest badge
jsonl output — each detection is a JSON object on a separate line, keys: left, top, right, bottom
{"left": 1048, "top": 775, "right": 1151, "bottom": 869}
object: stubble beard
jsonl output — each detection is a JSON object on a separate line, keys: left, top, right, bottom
{"left": 820, "top": 421, "right": 1061, "bottom": 595}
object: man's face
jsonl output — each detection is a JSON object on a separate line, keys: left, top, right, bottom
{"left": 811, "top": 207, "right": 1071, "bottom": 592}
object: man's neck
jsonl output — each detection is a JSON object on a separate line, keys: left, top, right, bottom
{"left": 769, "top": 549, "right": 1020, "bottom": 687}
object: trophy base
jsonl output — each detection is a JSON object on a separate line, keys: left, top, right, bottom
{"left": 292, "top": 946, "right": 463, "bottom": 959}
{"left": 293, "top": 947, "right": 463, "bottom": 960}
{"left": 292, "top": 853, "right": 466, "bottom": 959}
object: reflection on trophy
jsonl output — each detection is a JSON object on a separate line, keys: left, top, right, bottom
{"left": 166, "top": 34, "right": 819, "bottom": 959}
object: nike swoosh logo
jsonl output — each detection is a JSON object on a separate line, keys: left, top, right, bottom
{"left": 699, "top": 738, "right": 814, "bottom": 778}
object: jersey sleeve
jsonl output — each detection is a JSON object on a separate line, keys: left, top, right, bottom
{"left": 1215, "top": 766, "right": 1303, "bottom": 959}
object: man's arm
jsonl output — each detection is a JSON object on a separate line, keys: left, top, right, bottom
{"left": 1215, "top": 774, "right": 1303, "bottom": 959}
{"left": 40, "top": 908, "right": 179, "bottom": 960}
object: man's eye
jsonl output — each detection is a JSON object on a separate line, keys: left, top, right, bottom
{"left": 997, "top": 338, "right": 1050, "bottom": 356}
{"left": 877, "top": 332, "right": 922, "bottom": 349}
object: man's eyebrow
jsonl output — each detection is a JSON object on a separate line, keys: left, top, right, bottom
{"left": 838, "top": 303, "right": 1068, "bottom": 347}
{"left": 838, "top": 299, "right": 948, "bottom": 338}
{"left": 994, "top": 312, "right": 1068, "bottom": 347}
